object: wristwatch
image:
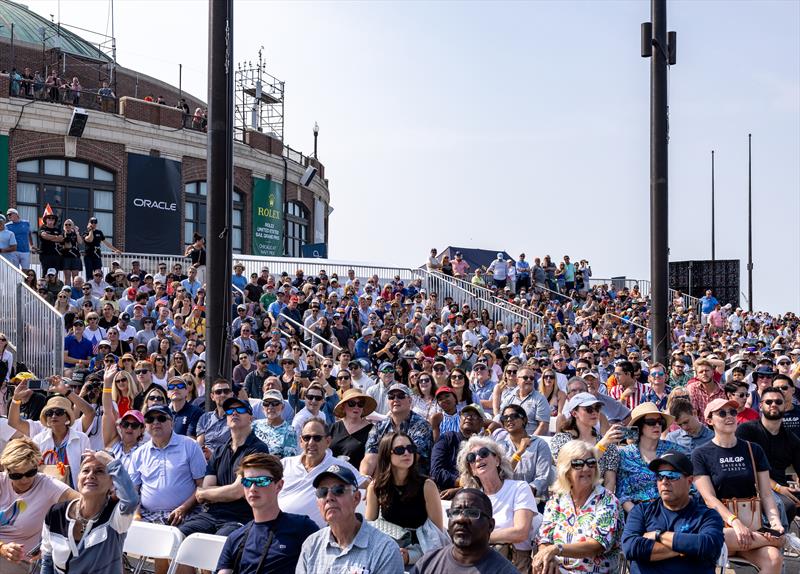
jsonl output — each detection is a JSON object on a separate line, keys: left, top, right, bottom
{"left": 654, "top": 530, "right": 663, "bottom": 543}
{"left": 555, "top": 543, "right": 564, "bottom": 556}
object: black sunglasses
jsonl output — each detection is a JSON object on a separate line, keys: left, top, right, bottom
{"left": 391, "top": 444, "right": 417, "bottom": 456}
{"left": 466, "top": 446, "right": 494, "bottom": 464}
{"left": 8, "top": 468, "right": 38, "bottom": 480}
{"left": 346, "top": 399, "right": 365, "bottom": 408}
{"left": 45, "top": 408, "right": 67, "bottom": 418}
{"left": 301, "top": 434, "right": 325, "bottom": 443}
{"left": 145, "top": 414, "right": 170, "bottom": 423}
{"left": 119, "top": 420, "right": 143, "bottom": 429}
{"left": 500, "top": 412, "right": 525, "bottom": 423}
{"left": 570, "top": 457, "right": 598, "bottom": 469}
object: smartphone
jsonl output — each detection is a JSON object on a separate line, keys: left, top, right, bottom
{"left": 757, "top": 527, "right": 782, "bottom": 537}
{"left": 300, "top": 369, "right": 316, "bottom": 379}
{"left": 26, "top": 542, "right": 41, "bottom": 558}
{"left": 622, "top": 426, "right": 640, "bottom": 441}
{"left": 26, "top": 379, "right": 47, "bottom": 391}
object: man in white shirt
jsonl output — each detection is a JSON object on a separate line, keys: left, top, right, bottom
{"left": 487, "top": 253, "right": 508, "bottom": 289}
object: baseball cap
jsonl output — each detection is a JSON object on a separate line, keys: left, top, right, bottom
{"left": 388, "top": 383, "right": 412, "bottom": 396}
{"left": 262, "top": 390, "right": 284, "bottom": 403}
{"left": 98, "top": 339, "right": 112, "bottom": 348}
{"left": 46, "top": 268, "right": 57, "bottom": 276}
{"left": 222, "top": 397, "right": 253, "bottom": 415}
{"left": 378, "top": 362, "right": 395, "bottom": 372}
{"left": 435, "top": 386, "right": 456, "bottom": 398}
{"left": 704, "top": 398, "right": 739, "bottom": 420}
{"left": 312, "top": 464, "right": 359, "bottom": 489}
{"left": 648, "top": 451, "right": 693, "bottom": 476}
{"left": 461, "top": 403, "right": 488, "bottom": 420}
{"left": 145, "top": 405, "right": 173, "bottom": 419}
{"left": 120, "top": 410, "right": 145, "bottom": 425}
{"left": 563, "top": 392, "right": 603, "bottom": 419}
{"left": 361, "top": 327, "right": 375, "bottom": 337}
{"left": 6, "top": 208, "right": 18, "bottom": 216}
{"left": 256, "top": 351, "right": 268, "bottom": 362}
{"left": 120, "top": 313, "right": 130, "bottom": 321}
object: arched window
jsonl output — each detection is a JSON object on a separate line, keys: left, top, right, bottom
{"left": 185, "top": 182, "right": 245, "bottom": 253}
{"left": 16, "top": 158, "right": 116, "bottom": 244}
{"left": 286, "top": 201, "right": 308, "bottom": 258}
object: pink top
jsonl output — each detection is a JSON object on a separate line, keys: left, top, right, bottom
{"left": 0, "top": 473, "right": 69, "bottom": 551}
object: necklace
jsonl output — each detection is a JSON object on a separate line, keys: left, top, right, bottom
{"left": 72, "top": 500, "right": 105, "bottom": 530}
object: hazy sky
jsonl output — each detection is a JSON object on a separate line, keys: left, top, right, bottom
{"left": 25, "top": 0, "right": 800, "bottom": 313}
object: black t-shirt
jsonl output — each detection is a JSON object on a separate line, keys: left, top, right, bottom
{"left": 216, "top": 512, "right": 318, "bottom": 574}
{"left": 244, "top": 283, "right": 261, "bottom": 303}
{"left": 781, "top": 404, "right": 800, "bottom": 439}
{"left": 205, "top": 432, "right": 270, "bottom": 521}
{"left": 83, "top": 229, "right": 105, "bottom": 258}
{"left": 60, "top": 230, "right": 80, "bottom": 258}
{"left": 39, "top": 226, "right": 62, "bottom": 255}
{"left": 691, "top": 439, "right": 770, "bottom": 500}
{"left": 329, "top": 420, "right": 373, "bottom": 469}
{"left": 410, "top": 545, "right": 519, "bottom": 574}
{"left": 736, "top": 419, "right": 800, "bottom": 485}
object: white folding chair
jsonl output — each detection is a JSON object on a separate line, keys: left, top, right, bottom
{"left": 124, "top": 521, "right": 184, "bottom": 574}
{"left": 166, "top": 533, "right": 228, "bottom": 574}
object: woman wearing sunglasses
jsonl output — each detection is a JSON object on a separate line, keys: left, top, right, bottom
{"left": 691, "top": 397, "right": 784, "bottom": 574}
{"left": 456, "top": 436, "right": 538, "bottom": 572}
{"left": 410, "top": 372, "right": 439, "bottom": 420}
{"left": 330, "top": 389, "right": 375, "bottom": 469}
{"left": 533, "top": 437, "right": 623, "bottom": 574}
{"left": 365, "top": 432, "right": 444, "bottom": 567}
{"left": 447, "top": 367, "right": 474, "bottom": 411}
{"left": 139, "top": 383, "right": 169, "bottom": 416}
{"left": 493, "top": 404, "right": 554, "bottom": 500}
{"left": 100, "top": 370, "right": 146, "bottom": 468}
{"left": 109, "top": 369, "right": 141, "bottom": 417}
{"left": 615, "top": 402, "right": 686, "bottom": 513}
{"left": 0, "top": 438, "right": 79, "bottom": 573}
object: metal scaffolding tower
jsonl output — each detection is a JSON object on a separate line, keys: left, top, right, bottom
{"left": 234, "top": 47, "right": 284, "bottom": 141}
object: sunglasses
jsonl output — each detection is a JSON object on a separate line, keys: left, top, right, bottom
{"left": 380, "top": 368, "right": 395, "bottom": 374}
{"left": 570, "top": 457, "right": 598, "bottom": 469}
{"left": 466, "top": 447, "right": 494, "bottom": 464}
{"left": 778, "top": 361, "right": 791, "bottom": 366}
{"left": 241, "top": 475, "right": 275, "bottom": 488}
{"left": 146, "top": 395, "right": 165, "bottom": 402}
{"left": 714, "top": 409, "right": 737, "bottom": 419}
{"left": 392, "top": 444, "right": 417, "bottom": 455}
{"left": 305, "top": 394, "right": 324, "bottom": 402}
{"left": 731, "top": 392, "right": 748, "bottom": 398}
{"left": 145, "top": 415, "right": 170, "bottom": 423}
{"left": 387, "top": 392, "right": 407, "bottom": 401}
{"left": 45, "top": 408, "right": 67, "bottom": 418}
{"left": 134, "top": 369, "right": 150, "bottom": 375}
{"left": 8, "top": 468, "right": 38, "bottom": 480}
{"left": 656, "top": 470, "right": 684, "bottom": 482}
{"left": 763, "top": 399, "right": 785, "bottom": 406}
{"left": 580, "top": 405, "right": 602, "bottom": 414}
{"left": 500, "top": 412, "right": 524, "bottom": 423}
{"left": 773, "top": 386, "right": 792, "bottom": 392}
{"left": 346, "top": 399, "right": 365, "bottom": 408}
{"left": 212, "top": 388, "right": 233, "bottom": 395}
{"left": 263, "top": 401, "right": 282, "bottom": 408}
{"left": 167, "top": 382, "right": 187, "bottom": 390}
{"left": 650, "top": 371, "right": 665, "bottom": 377}
{"left": 519, "top": 375, "right": 536, "bottom": 381}
{"left": 337, "top": 375, "right": 351, "bottom": 380}
{"left": 301, "top": 434, "right": 325, "bottom": 443}
{"left": 225, "top": 406, "right": 250, "bottom": 415}
{"left": 642, "top": 418, "right": 665, "bottom": 427}
{"left": 315, "top": 485, "right": 354, "bottom": 498}
{"left": 450, "top": 374, "right": 465, "bottom": 380}
{"left": 119, "top": 420, "right": 143, "bottom": 429}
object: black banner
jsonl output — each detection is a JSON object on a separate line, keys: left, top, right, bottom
{"left": 125, "top": 154, "right": 183, "bottom": 254}
{"left": 669, "top": 259, "right": 740, "bottom": 309}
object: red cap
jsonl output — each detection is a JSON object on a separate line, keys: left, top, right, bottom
{"left": 435, "top": 386, "right": 456, "bottom": 397}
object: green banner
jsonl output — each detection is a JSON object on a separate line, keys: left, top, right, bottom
{"left": 252, "top": 177, "right": 284, "bottom": 256}
{"left": 0, "top": 135, "right": 8, "bottom": 214}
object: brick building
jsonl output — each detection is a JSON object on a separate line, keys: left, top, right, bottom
{"left": 0, "top": 0, "right": 330, "bottom": 257}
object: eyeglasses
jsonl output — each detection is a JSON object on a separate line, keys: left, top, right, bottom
{"left": 315, "top": 485, "right": 354, "bottom": 498}
{"left": 731, "top": 392, "right": 748, "bottom": 398}
{"left": 212, "top": 388, "right": 232, "bottom": 395}
{"left": 337, "top": 375, "right": 351, "bottom": 380}
{"left": 763, "top": 399, "right": 785, "bottom": 406}
{"left": 519, "top": 375, "right": 536, "bottom": 381}
{"left": 305, "top": 394, "right": 323, "bottom": 402}
{"left": 505, "top": 369, "right": 518, "bottom": 376}
{"left": 466, "top": 447, "right": 494, "bottom": 464}
{"left": 580, "top": 405, "right": 602, "bottom": 414}
{"left": 656, "top": 470, "right": 684, "bottom": 482}
{"left": 167, "top": 382, "right": 187, "bottom": 390}
{"left": 450, "top": 374, "right": 465, "bottom": 380}
{"left": 392, "top": 444, "right": 417, "bottom": 455}
{"left": 145, "top": 415, "right": 170, "bottom": 423}
{"left": 570, "top": 457, "right": 598, "bottom": 469}
{"left": 263, "top": 401, "right": 282, "bottom": 408}
{"left": 778, "top": 361, "right": 791, "bottom": 366}
{"left": 146, "top": 395, "right": 165, "bottom": 402}
{"left": 241, "top": 475, "right": 275, "bottom": 488}
{"left": 387, "top": 392, "right": 407, "bottom": 401}
{"left": 134, "top": 369, "right": 150, "bottom": 375}
{"left": 301, "top": 434, "right": 325, "bottom": 443}
{"left": 642, "top": 418, "right": 665, "bottom": 427}
{"left": 774, "top": 385, "right": 792, "bottom": 392}
{"left": 7, "top": 468, "right": 38, "bottom": 480}
{"left": 225, "top": 406, "right": 250, "bottom": 415}
{"left": 45, "top": 408, "right": 67, "bottom": 418}
{"left": 446, "top": 506, "right": 488, "bottom": 520}
{"left": 714, "top": 409, "right": 737, "bottom": 419}
{"left": 119, "top": 420, "right": 143, "bottom": 430}
{"left": 500, "top": 412, "right": 524, "bottom": 423}
{"left": 322, "top": 363, "right": 333, "bottom": 368}
{"left": 346, "top": 399, "right": 365, "bottom": 409}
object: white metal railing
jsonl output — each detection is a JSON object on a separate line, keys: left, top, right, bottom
{"left": 0, "top": 257, "right": 25, "bottom": 353}
{"left": 17, "top": 282, "right": 64, "bottom": 377}
{"left": 278, "top": 327, "right": 327, "bottom": 361}
{"left": 277, "top": 313, "right": 342, "bottom": 357}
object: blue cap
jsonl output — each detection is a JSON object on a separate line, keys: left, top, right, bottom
{"left": 312, "top": 464, "right": 359, "bottom": 488}
{"left": 144, "top": 405, "right": 173, "bottom": 419}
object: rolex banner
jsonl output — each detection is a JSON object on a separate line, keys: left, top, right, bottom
{"left": 252, "top": 177, "right": 284, "bottom": 256}
{"left": 125, "top": 154, "right": 183, "bottom": 254}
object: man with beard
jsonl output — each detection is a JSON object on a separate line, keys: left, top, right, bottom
{"left": 736, "top": 386, "right": 800, "bottom": 528}
{"left": 410, "top": 488, "right": 517, "bottom": 573}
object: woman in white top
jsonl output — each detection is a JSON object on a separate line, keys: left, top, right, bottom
{"left": 8, "top": 381, "right": 93, "bottom": 487}
{"left": 149, "top": 354, "right": 169, "bottom": 388}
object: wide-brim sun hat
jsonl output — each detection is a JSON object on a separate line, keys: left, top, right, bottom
{"left": 629, "top": 401, "right": 674, "bottom": 427}
{"left": 334, "top": 388, "right": 377, "bottom": 418}
{"left": 39, "top": 396, "right": 74, "bottom": 426}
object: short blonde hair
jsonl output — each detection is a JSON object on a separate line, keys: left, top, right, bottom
{"left": 456, "top": 436, "right": 513, "bottom": 489}
{"left": 1, "top": 437, "right": 41, "bottom": 471}
{"left": 552, "top": 440, "right": 600, "bottom": 496}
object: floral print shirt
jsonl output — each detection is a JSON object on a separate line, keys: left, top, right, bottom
{"left": 251, "top": 419, "right": 298, "bottom": 458}
{"left": 615, "top": 440, "right": 687, "bottom": 504}
{"left": 537, "top": 485, "right": 623, "bottom": 573}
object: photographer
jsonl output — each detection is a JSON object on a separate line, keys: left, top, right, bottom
{"left": 82, "top": 217, "right": 119, "bottom": 279}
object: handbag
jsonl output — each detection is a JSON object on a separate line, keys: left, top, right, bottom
{"left": 369, "top": 509, "right": 413, "bottom": 548}
{"left": 40, "top": 449, "right": 69, "bottom": 484}
{"left": 721, "top": 441, "right": 762, "bottom": 530}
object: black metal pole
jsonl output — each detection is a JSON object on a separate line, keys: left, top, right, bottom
{"left": 648, "top": 0, "right": 670, "bottom": 365}
{"left": 747, "top": 133, "right": 753, "bottom": 312}
{"left": 206, "top": 0, "right": 234, "bottom": 409}
{"left": 711, "top": 150, "right": 715, "bottom": 261}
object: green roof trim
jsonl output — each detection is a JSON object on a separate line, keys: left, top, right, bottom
{"left": 0, "top": 0, "right": 111, "bottom": 62}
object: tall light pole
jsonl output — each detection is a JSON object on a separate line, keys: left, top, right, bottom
{"left": 641, "top": 0, "right": 676, "bottom": 365}
{"left": 747, "top": 133, "right": 753, "bottom": 312}
{"left": 711, "top": 150, "right": 715, "bottom": 261}
{"left": 313, "top": 121, "right": 319, "bottom": 158}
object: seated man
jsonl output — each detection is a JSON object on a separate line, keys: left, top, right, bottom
{"left": 179, "top": 396, "right": 270, "bottom": 538}
{"left": 621, "top": 451, "right": 724, "bottom": 574}
{"left": 665, "top": 399, "right": 714, "bottom": 453}
{"left": 430, "top": 405, "right": 485, "bottom": 493}
{"left": 296, "top": 464, "right": 404, "bottom": 573}
{"left": 410, "top": 488, "right": 517, "bottom": 573}
{"left": 216, "top": 453, "right": 318, "bottom": 574}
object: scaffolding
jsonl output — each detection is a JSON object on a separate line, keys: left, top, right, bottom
{"left": 234, "top": 48, "right": 284, "bottom": 141}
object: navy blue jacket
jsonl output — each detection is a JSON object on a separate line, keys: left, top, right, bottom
{"left": 621, "top": 497, "right": 724, "bottom": 574}
{"left": 430, "top": 431, "right": 465, "bottom": 490}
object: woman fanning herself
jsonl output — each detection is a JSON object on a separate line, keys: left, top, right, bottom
{"left": 365, "top": 432, "right": 444, "bottom": 567}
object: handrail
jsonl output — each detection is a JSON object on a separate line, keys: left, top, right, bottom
{"left": 278, "top": 327, "right": 327, "bottom": 361}
{"left": 605, "top": 311, "right": 651, "bottom": 332}
{"left": 278, "top": 313, "right": 343, "bottom": 354}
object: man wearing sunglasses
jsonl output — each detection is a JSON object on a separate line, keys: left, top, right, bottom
{"left": 180, "top": 397, "right": 269, "bottom": 540}
{"left": 622, "top": 451, "right": 724, "bottom": 574}
{"left": 167, "top": 377, "right": 202, "bottom": 438}
{"left": 297, "top": 464, "right": 404, "bottom": 573}
{"left": 196, "top": 379, "right": 235, "bottom": 457}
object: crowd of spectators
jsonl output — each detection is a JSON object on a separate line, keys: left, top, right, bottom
{"left": 0, "top": 246, "right": 799, "bottom": 573}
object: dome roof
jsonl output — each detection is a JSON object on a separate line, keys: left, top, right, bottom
{"left": 0, "top": 0, "right": 111, "bottom": 61}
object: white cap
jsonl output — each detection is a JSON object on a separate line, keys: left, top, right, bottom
{"left": 46, "top": 268, "right": 57, "bottom": 276}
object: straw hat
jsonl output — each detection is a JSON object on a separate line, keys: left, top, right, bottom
{"left": 334, "top": 388, "right": 377, "bottom": 418}
{"left": 629, "top": 401, "right": 673, "bottom": 427}
{"left": 39, "top": 396, "right": 74, "bottom": 426}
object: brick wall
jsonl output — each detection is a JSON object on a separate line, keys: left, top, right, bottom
{"left": 119, "top": 97, "right": 184, "bottom": 129}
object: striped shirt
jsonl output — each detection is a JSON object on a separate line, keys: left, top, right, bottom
{"left": 609, "top": 382, "right": 648, "bottom": 410}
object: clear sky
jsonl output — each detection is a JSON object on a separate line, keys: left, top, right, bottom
{"left": 25, "top": 0, "right": 800, "bottom": 314}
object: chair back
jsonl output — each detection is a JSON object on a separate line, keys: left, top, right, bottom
{"left": 167, "top": 533, "right": 228, "bottom": 574}
{"left": 124, "top": 521, "right": 184, "bottom": 574}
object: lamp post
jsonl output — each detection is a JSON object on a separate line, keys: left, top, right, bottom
{"left": 313, "top": 121, "right": 319, "bottom": 158}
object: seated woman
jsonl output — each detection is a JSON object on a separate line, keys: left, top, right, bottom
{"left": 492, "top": 404, "right": 554, "bottom": 499}
{"left": 40, "top": 450, "right": 139, "bottom": 574}
{"left": 457, "top": 436, "right": 538, "bottom": 573}
{"left": 692, "top": 398, "right": 784, "bottom": 574}
{"left": 0, "top": 438, "right": 79, "bottom": 574}
{"left": 329, "top": 389, "right": 375, "bottom": 469}
{"left": 616, "top": 402, "right": 686, "bottom": 512}
{"left": 533, "top": 440, "right": 624, "bottom": 574}
{"left": 365, "top": 432, "right": 444, "bottom": 567}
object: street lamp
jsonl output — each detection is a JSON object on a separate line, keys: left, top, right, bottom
{"left": 313, "top": 121, "right": 319, "bottom": 158}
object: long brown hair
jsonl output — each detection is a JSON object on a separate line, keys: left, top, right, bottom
{"left": 372, "top": 432, "right": 424, "bottom": 510}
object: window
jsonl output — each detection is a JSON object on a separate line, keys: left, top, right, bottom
{"left": 15, "top": 159, "right": 116, "bottom": 245}
{"left": 185, "top": 182, "right": 245, "bottom": 253}
{"left": 286, "top": 201, "right": 308, "bottom": 258}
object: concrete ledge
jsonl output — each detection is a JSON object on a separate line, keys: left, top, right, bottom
{"left": 119, "top": 97, "right": 183, "bottom": 129}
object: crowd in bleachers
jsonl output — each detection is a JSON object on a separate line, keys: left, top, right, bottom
{"left": 0, "top": 245, "right": 799, "bottom": 573}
